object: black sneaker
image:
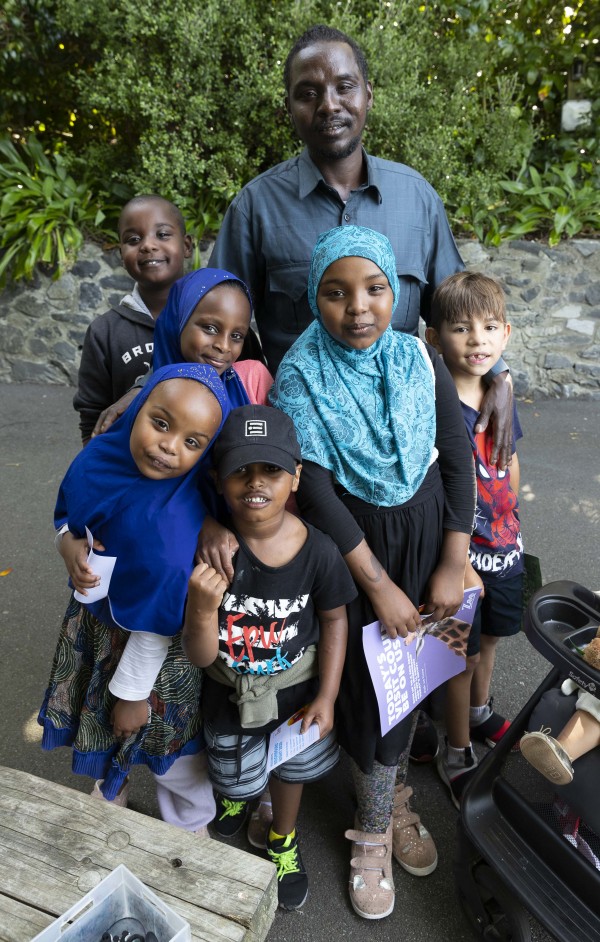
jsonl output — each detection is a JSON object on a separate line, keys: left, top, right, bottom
{"left": 266, "top": 831, "right": 309, "bottom": 910}
{"left": 470, "top": 697, "right": 511, "bottom": 747}
{"left": 214, "top": 794, "right": 250, "bottom": 836}
{"left": 436, "top": 744, "right": 478, "bottom": 810}
{"left": 409, "top": 711, "right": 439, "bottom": 764}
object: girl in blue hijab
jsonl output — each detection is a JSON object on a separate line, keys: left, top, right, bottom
{"left": 271, "top": 226, "right": 475, "bottom": 920}
{"left": 153, "top": 267, "right": 273, "bottom": 406}
{"left": 40, "top": 363, "right": 230, "bottom": 808}
{"left": 152, "top": 266, "right": 275, "bottom": 585}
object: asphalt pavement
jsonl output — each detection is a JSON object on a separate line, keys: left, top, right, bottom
{"left": 2, "top": 384, "right": 599, "bottom": 942}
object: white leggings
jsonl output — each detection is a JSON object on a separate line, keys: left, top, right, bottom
{"left": 152, "top": 751, "right": 215, "bottom": 831}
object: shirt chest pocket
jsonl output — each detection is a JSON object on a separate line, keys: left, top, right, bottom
{"left": 267, "top": 264, "right": 313, "bottom": 334}
{"left": 393, "top": 267, "right": 428, "bottom": 334}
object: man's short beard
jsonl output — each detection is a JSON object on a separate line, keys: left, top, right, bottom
{"left": 313, "top": 133, "right": 363, "bottom": 162}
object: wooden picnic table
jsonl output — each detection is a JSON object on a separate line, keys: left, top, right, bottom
{"left": 0, "top": 766, "right": 277, "bottom": 942}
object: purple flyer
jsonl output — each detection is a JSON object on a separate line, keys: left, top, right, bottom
{"left": 363, "top": 587, "right": 482, "bottom": 736}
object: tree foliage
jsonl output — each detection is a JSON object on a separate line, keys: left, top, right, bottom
{"left": 0, "top": 0, "right": 597, "bottom": 268}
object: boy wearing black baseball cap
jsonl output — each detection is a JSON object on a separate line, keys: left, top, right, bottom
{"left": 183, "top": 405, "right": 356, "bottom": 911}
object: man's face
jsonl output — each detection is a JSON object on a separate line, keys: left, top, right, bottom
{"left": 285, "top": 41, "right": 373, "bottom": 163}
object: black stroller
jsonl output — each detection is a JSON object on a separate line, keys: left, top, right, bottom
{"left": 456, "top": 580, "right": 600, "bottom": 942}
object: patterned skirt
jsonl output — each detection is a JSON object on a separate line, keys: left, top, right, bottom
{"left": 39, "top": 594, "right": 203, "bottom": 800}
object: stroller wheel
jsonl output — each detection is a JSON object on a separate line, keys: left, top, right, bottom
{"left": 458, "top": 864, "right": 531, "bottom": 942}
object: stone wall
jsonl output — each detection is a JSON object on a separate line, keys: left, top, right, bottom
{"left": 458, "top": 238, "right": 600, "bottom": 399}
{"left": 0, "top": 237, "right": 599, "bottom": 397}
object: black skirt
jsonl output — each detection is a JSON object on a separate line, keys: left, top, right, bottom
{"left": 336, "top": 464, "right": 444, "bottom": 773}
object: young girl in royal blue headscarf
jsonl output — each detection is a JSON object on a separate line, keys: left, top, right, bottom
{"left": 153, "top": 267, "right": 273, "bottom": 405}
{"left": 39, "top": 364, "right": 230, "bottom": 823}
{"left": 271, "top": 226, "right": 476, "bottom": 921}
{"left": 94, "top": 267, "right": 274, "bottom": 433}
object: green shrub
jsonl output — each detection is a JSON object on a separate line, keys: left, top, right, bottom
{"left": 51, "top": 0, "right": 305, "bottom": 206}
{"left": 0, "top": 135, "right": 128, "bottom": 285}
{"left": 456, "top": 159, "right": 599, "bottom": 246}
{"left": 0, "top": 0, "right": 597, "bottom": 284}
{"left": 44, "top": 0, "right": 537, "bottom": 221}
{"left": 356, "top": 5, "right": 535, "bottom": 211}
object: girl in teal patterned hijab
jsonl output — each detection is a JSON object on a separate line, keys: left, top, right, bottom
{"left": 271, "top": 227, "right": 474, "bottom": 920}
{"left": 271, "top": 225, "right": 437, "bottom": 507}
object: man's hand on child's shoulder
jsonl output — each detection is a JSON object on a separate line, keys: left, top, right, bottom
{"left": 475, "top": 371, "right": 514, "bottom": 470}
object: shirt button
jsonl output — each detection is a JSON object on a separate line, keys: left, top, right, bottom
{"left": 344, "top": 213, "right": 350, "bottom": 222}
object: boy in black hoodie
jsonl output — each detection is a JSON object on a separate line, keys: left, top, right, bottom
{"left": 73, "top": 195, "right": 192, "bottom": 443}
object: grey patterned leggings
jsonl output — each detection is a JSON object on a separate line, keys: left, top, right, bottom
{"left": 351, "top": 710, "right": 418, "bottom": 832}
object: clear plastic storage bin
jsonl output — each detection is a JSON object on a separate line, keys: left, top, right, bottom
{"left": 31, "top": 864, "right": 191, "bottom": 942}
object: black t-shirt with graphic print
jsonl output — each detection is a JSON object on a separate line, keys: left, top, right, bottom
{"left": 202, "top": 521, "right": 357, "bottom": 735}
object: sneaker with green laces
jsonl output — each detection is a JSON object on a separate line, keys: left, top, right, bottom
{"left": 266, "top": 831, "right": 308, "bottom": 910}
{"left": 214, "top": 794, "right": 250, "bottom": 837}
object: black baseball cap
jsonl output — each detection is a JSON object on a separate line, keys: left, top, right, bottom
{"left": 213, "top": 405, "right": 302, "bottom": 478}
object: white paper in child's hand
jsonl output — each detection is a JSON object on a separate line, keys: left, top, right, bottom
{"left": 74, "top": 526, "right": 117, "bottom": 604}
{"left": 266, "top": 707, "right": 320, "bottom": 773}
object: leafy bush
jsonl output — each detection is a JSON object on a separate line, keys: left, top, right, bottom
{"left": 0, "top": 0, "right": 597, "bottom": 284}
{"left": 42, "top": 0, "right": 538, "bottom": 218}
{"left": 0, "top": 135, "right": 128, "bottom": 285}
{"left": 458, "top": 158, "right": 600, "bottom": 247}
{"left": 355, "top": 4, "right": 535, "bottom": 211}
{"left": 49, "top": 0, "right": 304, "bottom": 206}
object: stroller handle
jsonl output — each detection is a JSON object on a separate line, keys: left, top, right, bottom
{"left": 524, "top": 579, "right": 600, "bottom": 698}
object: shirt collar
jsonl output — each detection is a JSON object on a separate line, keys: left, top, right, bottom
{"left": 298, "top": 147, "right": 383, "bottom": 204}
{"left": 120, "top": 283, "right": 154, "bottom": 319}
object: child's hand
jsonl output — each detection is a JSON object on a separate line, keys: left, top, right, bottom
{"left": 58, "top": 531, "right": 105, "bottom": 594}
{"left": 301, "top": 696, "right": 334, "bottom": 739}
{"left": 464, "top": 561, "right": 485, "bottom": 597}
{"left": 111, "top": 698, "right": 149, "bottom": 739}
{"left": 196, "top": 516, "right": 239, "bottom": 584}
{"left": 371, "top": 579, "right": 421, "bottom": 639}
{"left": 92, "top": 388, "right": 140, "bottom": 437}
{"left": 424, "top": 562, "right": 465, "bottom": 621}
{"left": 183, "top": 563, "right": 224, "bottom": 666}
{"left": 188, "top": 561, "right": 228, "bottom": 611}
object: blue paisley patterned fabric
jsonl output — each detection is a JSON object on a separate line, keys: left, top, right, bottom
{"left": 271, "top": 226, "right": 436, "bottom": 507}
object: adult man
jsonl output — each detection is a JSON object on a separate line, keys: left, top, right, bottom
{"left": 209, "top": 23, "right": 511, "bottom": 463}
{"left": 94, "top": 25, "right": 511, "bottom": 463}
{"left": 211, "top": 24, "right": 462, "bottom": 372}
